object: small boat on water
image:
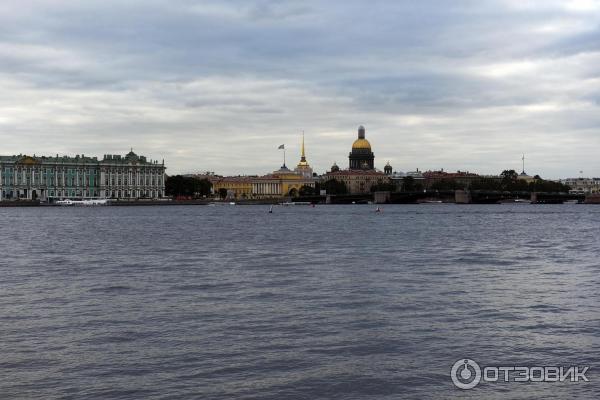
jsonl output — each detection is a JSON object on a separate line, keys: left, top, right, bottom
{"left": 280, "top": 201, "right": 311, "bottom": 206}
{"left": 268, "top": 205, "right": 273, "bottom": 213}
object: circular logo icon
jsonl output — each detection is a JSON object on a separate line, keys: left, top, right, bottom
{"left": 451, "top": 359, "right": 481, "bottom": 390}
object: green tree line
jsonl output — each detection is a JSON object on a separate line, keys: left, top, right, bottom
{"left": 165, "top": 175, "right": 212, "bottom": 198}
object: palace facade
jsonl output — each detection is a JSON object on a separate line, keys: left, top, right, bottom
{"left": 0, "top": 150, "right": 166, "bottom": 201}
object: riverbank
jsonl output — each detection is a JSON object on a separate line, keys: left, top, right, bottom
{"left": 0, "top": 191, "right": 593, "bottom": 207}
{"left": 0, "top": 199, "right": 210, "bottom": 207}
{"left": 0, "top": 198, "right": 291, "bottom": 207}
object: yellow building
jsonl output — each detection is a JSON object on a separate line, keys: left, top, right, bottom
{"left": 210, "top": 134, "right": 315, "bottom": 199}
{"left": 212, "top": 176, "right": 253, "bottom": 199}
{"left": 252, "top": 166, "right": 315, "bottom": 198}
{"left": 251, "top": 134, "right": 315, "bottom": 198}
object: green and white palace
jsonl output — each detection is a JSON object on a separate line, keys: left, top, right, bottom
{"left": 0, "top": 150, "right": 166, "bottom": 201}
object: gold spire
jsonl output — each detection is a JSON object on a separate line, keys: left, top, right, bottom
{"left": 297, "top": 131, "right": 309, "bottom": 167}
{"left": 300, "top": 131, "right": 306, "bottom": 162}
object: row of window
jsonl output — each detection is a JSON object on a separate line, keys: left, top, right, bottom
{"left": 0, "top": 189, "right": 164, "bottom": 199}
{"left": 0, "top": 176, "right": 97, "bottom": 186}
{"left": 1, "top": 166, "right": 162, "bottom": 173}
{"left": 1, "top": 174, "right": 163, "bottom": 186}
{"left": 104, "top": 176, "right": 163, "bottom": 186}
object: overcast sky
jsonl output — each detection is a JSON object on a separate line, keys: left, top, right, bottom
{"left": 1, "top": 0, "right": 599, "bottom": 177}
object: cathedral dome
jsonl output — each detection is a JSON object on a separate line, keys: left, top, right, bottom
{"left": 352, "top": 138, "right": 372, "bottom": 150}
{"left": 349, "top": 125, "right": 375, "bottom": 170}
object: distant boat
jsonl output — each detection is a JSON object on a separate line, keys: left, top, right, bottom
{"left": 280, "top": 201, "right": 311, "bottom": 206}
{"left": 268, "top": 205, "right": 273, "bottom": 213}
{"left": 375, "top": 206, "right": 381, "bottom": 213}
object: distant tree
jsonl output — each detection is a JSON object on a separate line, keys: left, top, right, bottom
{"left": 510, "top": 179, "right": 530, "bottom": 192}
{"left": 401, "top": 176, "right": 416, "bottom": 192}
{"left": 430, "top": 179, "right": 462, "bottom": 191}
{"left": 498, "top": 170, "right": 523, "bottom": 191}
{"left": 469, "top": 171, "right": 572, "bottom": 193}
{"left": 218, "top": 188, "right": 228, "bottom": 199}
{"left": 400, "top": 177, "right": 425, "bottom": 192}
{"left": 469, "top": 178, "right": 502, "bottom": 191}
{"left": 196, "top": 179, "right": 212, "bottom": 196}
{"left": 165, "top": 175, "right": 212, "bottom": 198}
{"left": 298, "top": 185, "right": 315, "bottom": 196}
{"left": 501, "top": 169, "right": 518, "bottom": 182}
{"left": 530, "top": 179, "right": 570, "bottom": 193}
{"left": 370, "top": 181, "right": 397, "bottom": 192}
{"left": 321, "top": 179, "right": 348, "bottom": 195}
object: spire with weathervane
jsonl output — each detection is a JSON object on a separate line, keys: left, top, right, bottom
{"left": 295, "top": 131, "right": 313, "bottom": 178}
{"left": 298, "top": 131, "right": 308, "bottom": 167}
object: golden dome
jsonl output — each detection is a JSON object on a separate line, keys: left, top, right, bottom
{"left": 352, "top": 138, "right": 372, "bottom": 150}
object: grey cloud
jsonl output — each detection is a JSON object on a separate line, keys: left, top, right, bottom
{"left": 0, "top": 0, "right": 599, "bottom": 178}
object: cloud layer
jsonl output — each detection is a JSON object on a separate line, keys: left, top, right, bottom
{"left": 1, "top": 0, "right": 599, "bottom": 177}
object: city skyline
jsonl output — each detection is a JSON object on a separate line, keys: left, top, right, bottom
{"left": 1, "top": 1, "right": 599, "bottom": 177}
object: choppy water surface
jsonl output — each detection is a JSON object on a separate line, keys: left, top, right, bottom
{"left": 1, "top": 204, "right": 600, "bottom": 399}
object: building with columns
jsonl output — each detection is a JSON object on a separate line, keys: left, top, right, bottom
{"left": 251, "top": 165, "right": 315, "bottom": 198}
{"left": 208, "top": 133, "right": 315, "bottom": 200}
{"left": 0, "top": 150, "right": 166, "bottom": 201}
{"left": 211, "top": 176, "right": 254, "bottom": 199}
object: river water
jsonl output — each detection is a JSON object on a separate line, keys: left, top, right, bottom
{"left": 1, "top": 204, "right": 599, "bottom": 399}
